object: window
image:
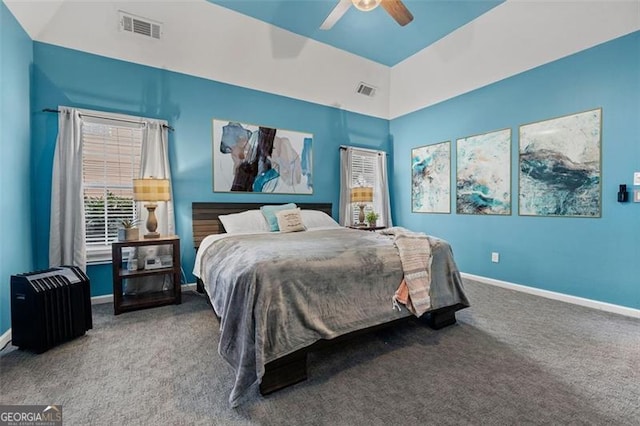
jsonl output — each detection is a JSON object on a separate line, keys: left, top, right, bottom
{"left": 82, "top": 118, "right": 143, "bottom": 262}
{"left": 350, "top": 151, "right": 378, "bottom": 224}
{"left": 343, "top": 148, "right": 390, "bottom": 227}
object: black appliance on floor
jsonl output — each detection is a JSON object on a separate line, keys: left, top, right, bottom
{"left": 11, "top": 266, "right": 92, "bottom": 353}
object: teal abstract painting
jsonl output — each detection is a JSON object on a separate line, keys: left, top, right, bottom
{"left": 412, "top": 141, "right": 450, "bottom": 213}
{"left": 213, "top": 119, "right": 313, "bottom": 194}
{"left": 456, "top": 128, "right": 512, "bottom": 215}
{"left": 519, "top": 109, "right": 601, "bottom": 217}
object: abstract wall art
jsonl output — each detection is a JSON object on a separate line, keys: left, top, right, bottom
{"left": 519, "top": 108, "right": 601, "bottom": 217}
{"left": 411, "top": 141, "right": 450, "bottom": 213}
{"left": 212, "top": 119, "right": 313, "bottom": 194}
{"left": 456, "top": 128, "right": 512, "bottom": 215}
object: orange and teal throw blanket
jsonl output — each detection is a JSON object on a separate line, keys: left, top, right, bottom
{"left": 383, "top": 227, "right": 433, "bottom": 316}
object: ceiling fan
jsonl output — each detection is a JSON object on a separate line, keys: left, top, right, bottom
{"left": 320, "top": 0, "right": 414, "bottom": 30}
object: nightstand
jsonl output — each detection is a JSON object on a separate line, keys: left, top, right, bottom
{"left": 111, "top": 236, "right": 181, "bottom": 315}
{"left": 347, "top": 225, "right": 386, "bottom": 231}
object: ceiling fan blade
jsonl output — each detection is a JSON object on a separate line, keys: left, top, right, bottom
{"left": 320, "top": 0, "right": 352, "bottom": 30}
{"left": 381, "top": 0, "right": 414, "bottom": 26}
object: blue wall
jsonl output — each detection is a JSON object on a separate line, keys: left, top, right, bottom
{"left": 391, "top": 31, "right": 640, "bottom": 309}
{"left": 0, "top": 3, "right": 34, "bottom": 335}
{"left": 31, "top": 42, "right": 390, "bottom": 297}
{"left": 2, "top": 12, "right": 636, "bottom": 338}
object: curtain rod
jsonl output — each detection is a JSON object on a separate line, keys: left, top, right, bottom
{"left": 42, "top": 108, "right": 174, "bottom": 132}
{"left": 339, "top": 145, "right": 386, "bottom": 155}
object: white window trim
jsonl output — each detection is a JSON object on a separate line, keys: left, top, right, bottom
{"left": 80, "top": 109, "right": 145, "bottom": 265}
{"left": 87, "top": 246, "right": 133, "bottom": 264}
{"left": 349, "top": 149, "right": 386, "bottom": 226}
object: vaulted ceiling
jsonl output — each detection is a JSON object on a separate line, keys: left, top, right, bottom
{"left": 4, "top": 0, "right": 639, "bottom": 119}
{"left": 207, "top": 0, "right": 505, "bottom": 66}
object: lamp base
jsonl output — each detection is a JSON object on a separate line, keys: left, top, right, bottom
{"left": 358, "top": 203, "right": 367, "bottom": 226}
{"left": 143, "top": 203, "right": 161, "bottom": 239}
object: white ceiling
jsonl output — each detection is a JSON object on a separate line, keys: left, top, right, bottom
{"left": 5, "top": 0, "right": 640, "bottom": 119}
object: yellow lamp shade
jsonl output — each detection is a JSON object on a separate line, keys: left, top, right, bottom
{"left": 133, "top": 178, "right": 171, "bottom": 202}
{"left": 350, "top": 186, "right": 373, "bottom": 203}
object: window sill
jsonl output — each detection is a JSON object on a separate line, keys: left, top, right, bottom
{"left": 87, "top": 246, "right": 132, "bottom": 265}
{"left": 87, "top": 258, "right": 112, "bottom": 266}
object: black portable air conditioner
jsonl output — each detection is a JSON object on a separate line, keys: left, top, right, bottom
{"left": 11, "top": 266, "right": 92, "bottom": 353}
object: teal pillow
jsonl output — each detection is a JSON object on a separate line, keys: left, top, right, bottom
{"left": 261, "top": 203, "right": 297, "bottom": 231}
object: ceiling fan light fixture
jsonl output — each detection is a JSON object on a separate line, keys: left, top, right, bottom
{"left": 352, "top": 0, "right": 382, "bottom": 12}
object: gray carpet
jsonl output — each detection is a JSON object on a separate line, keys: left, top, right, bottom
{"left": 1, "top": 280, "right": 638, "bottom": 425}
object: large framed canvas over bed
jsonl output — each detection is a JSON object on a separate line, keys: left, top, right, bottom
{"left": 192, "top": 202, "right": 469, "bottom": 406}
{"left": 212, "top": 120, "right": 313, "bottom": 194}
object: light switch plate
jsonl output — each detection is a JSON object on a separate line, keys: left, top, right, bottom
{"left": 635, "top": 190, "right": 640, "bottom": 203}
{"left": 634, "top": 172, "right": 640, "bottom": 186}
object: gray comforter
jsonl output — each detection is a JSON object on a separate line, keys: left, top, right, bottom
{"left": 199, "top": 228, "right": 469, "bottom": 406}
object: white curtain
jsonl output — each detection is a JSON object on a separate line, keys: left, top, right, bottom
{"left": 338, "top": 148, "right": 352, "bottom": 226}
{"left": 126, "top": 120, "right": 176, "bottom": 293}
{"left": 376, "top": 152, "right": 393, "bottom": 228}
{"left": 138, "top": 120, "right": 175, "bottom": 235}
{"left": 49, "top": 107, "right": 86, "bottom": 270}
{"left": 338, "top": 146, "right": 392, "bottom": 227}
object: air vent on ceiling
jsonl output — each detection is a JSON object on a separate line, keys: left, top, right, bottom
{"left": 356, "top": 82, "right": 376, "bottom": 97}
{"left": 119, "top": 11, "right": 162, "bottom": 40}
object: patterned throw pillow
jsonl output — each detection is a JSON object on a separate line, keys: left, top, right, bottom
{"left": 275, "top": 208, "right": 306, "bottom": 233}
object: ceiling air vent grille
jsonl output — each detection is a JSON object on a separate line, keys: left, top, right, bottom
{"left": 356, "top": 82, "right": 376, "bottom": 97}
{"left": 119, "top": 11, "right": 162, "bottom": 40}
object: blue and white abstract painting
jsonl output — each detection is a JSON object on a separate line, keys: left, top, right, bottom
{"left": 412, "top": 142, "right": 450, "bottom": 213}
{"left": 519, "top": 108, "right": 601, "bottom": 217}
{"left": 456, "top": 129, "right": 511, "bottom": 215}
{"left": 213, "top": 119, "right": 313, "bottom": 194}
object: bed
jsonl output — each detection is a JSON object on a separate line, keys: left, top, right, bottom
{"left": 192, "top": 202, "right": 470, "bottom": 406}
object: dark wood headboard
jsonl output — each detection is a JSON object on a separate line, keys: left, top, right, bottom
{"left": 192, "top": 202, "right": 333, "bottom": 249}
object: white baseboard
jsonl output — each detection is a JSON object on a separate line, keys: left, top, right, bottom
{"left": 90, "top": 282, "right": 198, "bottom": 305}
{"left": 3, "top": 278, "right": 633, "bottom": 349}
{"left": 1, "top": 283, "right": 201, "bottom": 347}
{"left": 91, "top": 294, "right": 113, "bottom": 305}
{"left": 183, "top": 282, "right": 197, "bottom": 292}
{"left": 461, "top": 272, "right": 640, "bottom": 319}
{"left": 0, "top": 329, "right": 11, "bottom": 350}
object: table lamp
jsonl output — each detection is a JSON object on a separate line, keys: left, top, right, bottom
{"left": 133, "top": 178, "right": 171, "bottom": 239}
{"left": 350, "top": 186, "right": 373, "bottom": 226}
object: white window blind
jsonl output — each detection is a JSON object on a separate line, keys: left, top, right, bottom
{"left": 82, "top": 120, "right": 142, "bottom": 261}
{"left": 350, "top": 151, "right": 378, "bottom": 224}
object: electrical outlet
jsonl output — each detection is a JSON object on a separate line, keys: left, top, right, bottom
{"left": 491, "top": 252, "right": 500, "bottom": 263}
{"left": 634, "top": 190, "right": 640, "bottom": 203}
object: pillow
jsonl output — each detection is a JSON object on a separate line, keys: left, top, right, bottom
{"left": 260, "top": 203, "right": 297, "bottom": 231}
{"left": 300, "top": 209, "right": 340, "bottom": 229}
{"left": 275, "top": 208, "right": 306, "bottom": 233}
{"left": 218, "top": 210, "right": 270, "bottom": 234}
